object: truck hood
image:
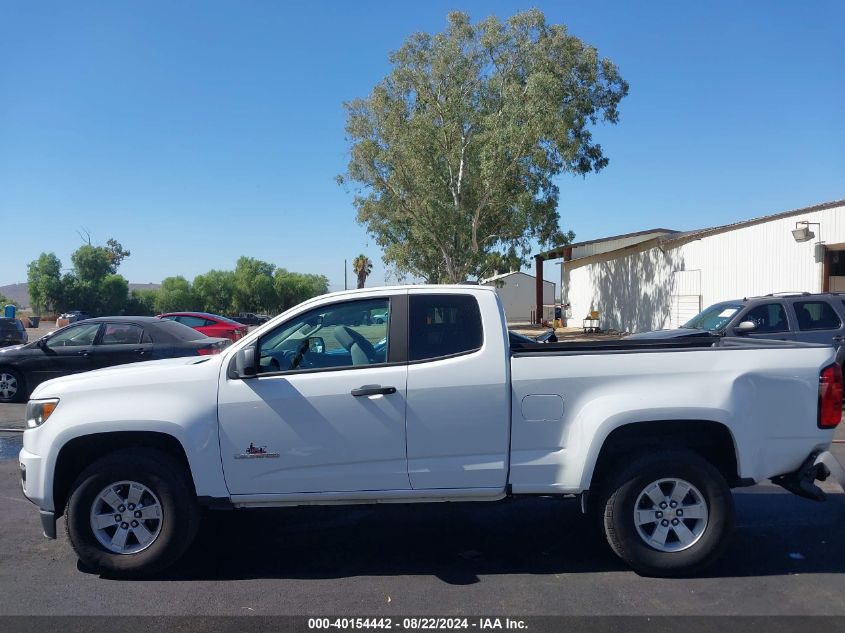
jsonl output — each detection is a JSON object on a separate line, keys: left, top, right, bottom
{"left": 30, "top": 355, "right": 225, "bottom": 399}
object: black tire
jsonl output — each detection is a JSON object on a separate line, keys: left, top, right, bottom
{"left": 0, "top": 367, "right": 26, "bottom": 403}
{"left": 65, "top": 447, "right": 200, "bottom": 578}
{"left": 600, "top": 449, "right": 734, "bottom": 577}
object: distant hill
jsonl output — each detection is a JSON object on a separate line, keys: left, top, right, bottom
{"left": 0, "top": 282, "right": 162, "bottom": 309}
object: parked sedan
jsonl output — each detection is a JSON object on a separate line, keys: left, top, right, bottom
{"left": 158, "top": 312, "right": 248, "bottom": 342}
{"left": 0, "top": 318, "right": 28, "bottom": 347}
{"left": 0, "top": 316, "right": 229, "bottom": 403}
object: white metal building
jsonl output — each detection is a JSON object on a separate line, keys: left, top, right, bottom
{"left": 481, "top": 271, "right": 555, "bottom": 323}
{"left": 546, "top": 200, "right": 845, "bottom": 333}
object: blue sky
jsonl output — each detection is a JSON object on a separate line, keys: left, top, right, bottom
{"left": 1, "top": 1, "right": 843, "bottom": 291}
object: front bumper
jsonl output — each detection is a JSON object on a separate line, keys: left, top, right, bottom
{"left": 18, "top": 445, "right": 49, "bottom": 509}
{"left": 39, "top": 510, "right": 56, "bottom": 539}
{"left": 772, "top": 450, "right": 844, "bottom": 501}
{"left": 19, "top": 441, "right": 58, "bottom": 539}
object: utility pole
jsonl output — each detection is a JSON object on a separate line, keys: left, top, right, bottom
{"left": 344, "top": 259, "right": 348, "bottom": 290}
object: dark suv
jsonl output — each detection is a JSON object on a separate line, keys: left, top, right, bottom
{"left": 629, "top": 292, "right": 845, "bottom": 352}
{"left": 0, "top": 318, "right": 28, "bottom": 347}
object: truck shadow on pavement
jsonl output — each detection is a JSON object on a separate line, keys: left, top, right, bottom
{"left": 122, "top": 488, "right": 845, "bottom": 584}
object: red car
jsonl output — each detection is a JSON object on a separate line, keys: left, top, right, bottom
{"left": 157, "top": 312, "right": 249, "bottom": 342}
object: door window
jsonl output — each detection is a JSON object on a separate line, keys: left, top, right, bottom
{"left": 794, "top": 301, "right": 842, "bottom": 331}
{"left": 99, "top": 323, "right": 144, "bottom": 345}
{"left": 409, "top": 294, "right": 483, "bottom": 361}
{"left": 45, "top": 323, "right": 101, "bottom": 348}
{"left": 177, "top": 315, "right": 212, "bottom": 328}
{"left": 739, "top": 303, "right": 789, "bottom": 333}
{"left": 258, "top": 298, "right": 390, "bottom": 373}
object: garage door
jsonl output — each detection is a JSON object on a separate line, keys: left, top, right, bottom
{"left": 670, "top": 270, "right": 701, "bottom": 328}
{"left": 670, "top": 295, "right": 701, "bottom": 328}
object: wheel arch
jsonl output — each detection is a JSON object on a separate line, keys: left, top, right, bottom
{"left": 53, "top": 431, "right": 196, "bottom": 518}
{"left": 586, "top": 420, "right": 742, "bottom": 494}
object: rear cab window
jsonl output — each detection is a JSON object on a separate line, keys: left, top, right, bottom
{"left": 793, "top": 301, "right": 843, "bottom": 331}
{"left": 409, "top": 294, "right": 483, "bottom": 362}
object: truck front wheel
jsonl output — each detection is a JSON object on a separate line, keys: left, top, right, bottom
{"left": 65, "top": 448, "right": 200, "bottom": 577}
{"left": 601, "top": 450, "right": 734, "bottom": 577}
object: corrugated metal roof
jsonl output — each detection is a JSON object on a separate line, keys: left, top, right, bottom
{"left": 659, "top": 199, "right": 845, "bottom": 247}
{"left": 538, "top": 198, "right": 845, "bottom": 261}
{"left": 481, "top": 271, "right": 554, "bottom": 285}
{"left": 562, "top": 198, "right": 845, "bottom": 272}
{"left": 536, "top": 228, "right": 679, "bottom": 259}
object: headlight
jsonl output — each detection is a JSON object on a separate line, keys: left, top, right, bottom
{"left": 26, "top": 399, "right": 59, "bottom": 428}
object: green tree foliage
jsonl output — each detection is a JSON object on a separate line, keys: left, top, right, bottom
{"left": 273, "top": 269, "right": 329, "bottom": 312}
{"left": 340, "top": 9, "right": 626, "bottom": 282}
{"left": 71, "top": 245, "right": 114, "bottom": 284}
{"left": 25, "top": 244, "right": 329, "bottom": 317}
{"left": 104, "top": 238, "right": 131, "bottom": 271}
{"left": 352, "top": 254, "right": 373, "bottom": 289}
{"left": 0, "top": 293, "right": 19, "bottom": 308}
{"left": 124, "top": 289, "right": 159, "bottom": 316}
{"left": 155, "top": 276, "right": 195, "bottom": 313}
{"left": 233, "top": 257, "right": 277, "bottom": 313}
{"left": 193, "top": 270, "right": 236, "bottom": 315}
{"left": 99, "top": 275, "right": 130, "bottom": 316}
{"left": 60, "top": 240, "right": 132, "bottom": 315}
{"left": 27, "top": 252, "right": 64, "bottom": 314}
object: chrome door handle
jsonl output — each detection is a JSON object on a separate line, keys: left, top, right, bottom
{"left": 351, "top": 385, "right": 397, "bottom": 397}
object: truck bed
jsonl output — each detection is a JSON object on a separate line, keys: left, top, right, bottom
{"left": 510, "top": 335, "right": 831, "bottom": 356}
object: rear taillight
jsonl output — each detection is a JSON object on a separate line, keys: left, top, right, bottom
{"left": 197, "top": 346, "right": 221, "bottom": 356}
{"left": 818, "top": 364, "right": 843, "bottom": 428}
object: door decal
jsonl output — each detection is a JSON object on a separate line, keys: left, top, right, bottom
{"left": 234, "top": 442, "right": 280, "bottom": 460}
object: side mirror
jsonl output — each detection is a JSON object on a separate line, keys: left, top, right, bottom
{"left": 308, "top": 337, "right": 325, "bottom": 354}
{"left": 231, "top": 344, "right": 257, "bottom": 378}
{"left": 735, "top": 321, "right": 757, "bottom": 334}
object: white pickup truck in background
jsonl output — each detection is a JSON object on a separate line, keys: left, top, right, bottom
{"left": 18, "top": 286, "right": 843, "bottom": 577}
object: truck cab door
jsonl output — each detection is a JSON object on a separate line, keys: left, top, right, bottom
{"left": 729, "top": 302, "right": 793, "bottom": 341}
{"left": 404, "top": 290, "right": 510, "bottom": 490}
{"left": 31, "top": 322, "right": 101, "bottom": 384}
{"left": 217, "top": 294, "right": 410, "bottom": 495}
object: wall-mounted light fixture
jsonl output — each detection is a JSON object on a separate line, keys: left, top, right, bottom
{"left": 792, "top": 221, "right": 825, "bottom": 263}
{"left": 792, "top": 221, "right": 819, "bottom": 243}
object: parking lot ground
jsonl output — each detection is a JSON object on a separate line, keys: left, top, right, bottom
{"left": 0, "top": 403, "right": 843, "bottom": 616}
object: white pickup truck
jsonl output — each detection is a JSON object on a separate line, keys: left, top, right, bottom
{"left": 18, "top": 286, "right": 844, "bottom": 577}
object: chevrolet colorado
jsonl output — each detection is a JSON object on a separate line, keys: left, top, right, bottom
{"left": 19, "top": 286, "right": 843, "bottom": 577}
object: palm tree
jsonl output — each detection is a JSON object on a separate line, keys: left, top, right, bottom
{"left": 352, "top": 255, "right": 373, "bottom": 289}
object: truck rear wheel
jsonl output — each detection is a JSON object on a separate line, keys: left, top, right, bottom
{"left": 600, "top": 450, "right": 734, "bottom": 577}
{"left": 65, "top": 448, "right": 200, "bottom": 577}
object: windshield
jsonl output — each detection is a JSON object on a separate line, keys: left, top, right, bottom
{"left": 682, "top": 303, "right": 744, "bottom": 332}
